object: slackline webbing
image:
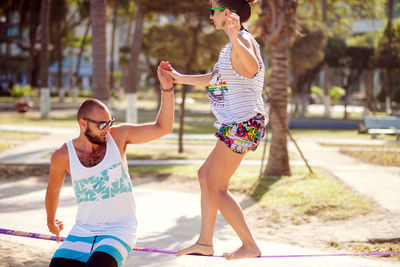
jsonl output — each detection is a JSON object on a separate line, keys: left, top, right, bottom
{"left": 0, "top": 228, "right": 398, "bottom": 258}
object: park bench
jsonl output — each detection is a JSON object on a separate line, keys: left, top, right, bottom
{"left": 364, "top": 116, "right": 400, "bottom": 140}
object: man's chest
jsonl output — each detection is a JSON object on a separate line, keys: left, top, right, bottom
{"left": 76, "top": 147, "right": 107, "bottom": 167}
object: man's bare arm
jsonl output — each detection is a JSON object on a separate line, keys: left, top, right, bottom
{"left": 113, "top": 62, "right": 175, "bottom": 145}
{"left": 45, "top": 145, "right": 68, "bottom": 242}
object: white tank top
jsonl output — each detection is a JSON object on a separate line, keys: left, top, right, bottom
{"left": 65, "top": 133, "right": 137, "bottom": 247}
{"left": 208, "top": 30, "right": 267, "bottom": 128}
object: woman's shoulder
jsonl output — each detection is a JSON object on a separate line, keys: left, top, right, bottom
{"left": 238, "top": 30, "right": 259, "bottom": 49}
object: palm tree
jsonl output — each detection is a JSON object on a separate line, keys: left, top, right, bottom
{"left": 125, "top": 0, "right": 144, "bottom": 123}
{"left": 91, "top": 0, "right": 109, "bottom": 105}
{"left": 109, "top": 0, "right": 119, "bottom": 93}
{"left": 255, "top": 0, "right": 299, "bottom": 177}
{"left": 40, "top": 0, "right": 51, "bottom": 119}
{"left": 385, "top": 0, "right": 394, "bottom": 114}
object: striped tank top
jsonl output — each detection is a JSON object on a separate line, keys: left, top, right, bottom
{"left": 208, "top": 30, "right": 267, "bottom": 128}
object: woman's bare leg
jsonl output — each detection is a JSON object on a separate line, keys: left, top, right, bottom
{"left": 176, "top": 146, "right": 218, "bottom": 256}
{"left": 176, "top": 141, "right": 260, "bottom": 259}
{"left": 207, "top": 141, "right": 261, "bottom": 260}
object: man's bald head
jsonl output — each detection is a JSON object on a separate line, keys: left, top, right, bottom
{"left": 77, "top": 99, "right": 109, "bottom": 121}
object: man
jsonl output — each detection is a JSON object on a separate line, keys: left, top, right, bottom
{"left": 45, "top": 61, "right": 174, "bottom": 267}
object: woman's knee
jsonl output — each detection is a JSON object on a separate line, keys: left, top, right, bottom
{"left": 197, "top": 167, "right": 209, "bottom": 186}
{"left": 208, "top": 185, "right": 229, "bottom": 198}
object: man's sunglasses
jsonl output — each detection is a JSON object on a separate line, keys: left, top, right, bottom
{"left": 210, "top": 7, "right": 237, "bottom": 16}
{"left": 84, "top": 117, "right": 115, "bottom": 130}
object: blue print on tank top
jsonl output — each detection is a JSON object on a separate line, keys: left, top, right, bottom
{"left": 73, "top": 162, "right": 132, "bottom": 203}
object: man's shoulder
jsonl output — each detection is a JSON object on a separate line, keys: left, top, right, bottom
{"left": 51, "top": 142, "right": 69, "bottom": 164}
{"left": 110, "top": 125, "right": 129, "bottom": 142}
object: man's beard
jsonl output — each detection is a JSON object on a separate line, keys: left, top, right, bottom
{"left": 84, "top": 127, "right": 107, "bottom": 145}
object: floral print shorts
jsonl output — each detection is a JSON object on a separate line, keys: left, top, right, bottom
{"left": 216, "top": 114, "right": 266, "bottom": 154}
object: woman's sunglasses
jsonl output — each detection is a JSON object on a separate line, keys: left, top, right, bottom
{"left": 84, "top": 117, "right": 115, "bottom": 130}
{"left": 210, "top": 7, "right": 237, "bottom": 16}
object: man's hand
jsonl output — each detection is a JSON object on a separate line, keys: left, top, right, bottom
{"left": 158, "top": 61, "right": 174, "bottom": 89}
{"left": 47, "top": 219, "right": 64, "bottom": 242}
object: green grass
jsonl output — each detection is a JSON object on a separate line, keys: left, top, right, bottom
{"left": 340, "top": 149, "right": 400, "bottom": 167}
{"left": 0, "top": 143, "right": 14, "bottom": 153}
{"left": 129, "top": 164, "right": 263, "bottom": 181}
{"left": 0, "top": 112, "right": 78, "bottom": 128}
{"left": 344, "top": 240, "right": 400, "bottom": 261}
{"left": 0, "top": 165, "right": 49, "bottom": 178}
{"left": 321, "top": 144, "right": 400, "bottom": 148}
{"left": 320, "top": 143, "right": 400, "bottom": 166}
{"left": 0, "top": 131, "right": 45, "bottom": 153}
{"left": 231, "top": 167, "right": 371, "bottom": 223}
{"left": 126, "top": 142, "right": 275, "bottom": 161}
{"left": 129, "top": 164, "right": 201, "bottom": 179}
{"left": 172, "top": 121, "right": 215, "bottom": 135}
{"left": 126, "top": 139, "right": 299, "bottom": 161}
{"left": 0, "top": 131, "right": 44, "bottom": 141}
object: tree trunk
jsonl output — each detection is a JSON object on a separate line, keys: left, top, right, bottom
{"left": 121, "top": 7, "right": 136, "bottom": 99}
{"left": 386, "top": 67, "right": 392, "bottom": 114}
{"left": 258, "top": 0, "right": 298, "bottom": 177}
{"left": 178, "top": 20, "right": 202, "bottom": 153}
{"left": 56, "top": 16, "right": 64, "bottom": 103}
{"left": 109, "top": 0, "right": 119, "bottom": 92}
{"left": 300, "top": 89, "right": 308, "bottom": 118}
{"left": 386, "top": 0, "right": 394, "bottom": 114}
{"left": 264, "top": 47, "right": 291, "bottom": 177}
{"left": 73, "top": 19, "right": 91, "bottom": 102}
{"left": 322, "top": 64, "right": 331, "bottom": 117}
{"left": 146, "top": 62, "right": 161, "bottom": 109}
{"left": 40, "top": 0, "right": 51, "bottom": 119}
{"left": 126, "top": 0, "right": 144, "bottom": 123}
{"left": 343, "top": 86, "right": 349, "bottom": 120}
{"left": 27, "top": 24, "right": 37, "bottom": 87}
{"left": 91, "top": 0, "right": 109, "bottom": 105}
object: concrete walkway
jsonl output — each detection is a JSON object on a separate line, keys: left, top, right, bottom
{"left": 0, "top": 124, "right": 399, "bottom": 266}
{"left": 0, "top": 178, "right": 398, "bottom": 267}
{"left": 292, "top": 138, "right": 400, "bottom": 213}
{"left": 1, "top": 124, "right": 400, "bottom": 213}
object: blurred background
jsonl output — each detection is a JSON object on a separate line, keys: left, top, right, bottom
{"left": 0, "top": 0, "right": 399, "bottom": 174}
{"left": 1, "top": 3, "right": 400, "bottom": 262}
{"left": 1, "top": 0, "right": 399, "bottom": 117}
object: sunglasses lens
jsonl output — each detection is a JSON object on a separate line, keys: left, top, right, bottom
{"left": 99, "top": 123, "right": 106, "bottom": 130}
{"left": 110, "top": 120, "right": 114, "bottom": 127}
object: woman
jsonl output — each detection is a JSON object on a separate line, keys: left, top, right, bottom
{"left": 167, "top": 0, "right": 267, "bottom": 260}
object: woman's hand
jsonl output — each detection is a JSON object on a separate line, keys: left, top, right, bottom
{"left": 47, "top": 219, "right": 64, "bottom": 242}
{"left": 227, "top": 13, "right": 241, "bottom": 43}
{"left": 161, "top": 62, "right": 182, "bottom": 84}
{"left": 157, "top": 61, "right": 174, "bottom": 89}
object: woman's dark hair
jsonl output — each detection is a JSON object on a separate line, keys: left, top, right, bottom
{"left": 215, "top": 0, "right": 257, "bottom": 24}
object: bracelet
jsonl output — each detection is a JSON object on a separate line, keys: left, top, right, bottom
{"left": 161, "top": 86, "right": 174, "bottom": 93}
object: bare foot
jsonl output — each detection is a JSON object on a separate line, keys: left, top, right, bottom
{"left": 176, "top": 243, "right": 214, "bottom": 257}
{"left": 223, "top": 245, "right": 261, "bottom": 260}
